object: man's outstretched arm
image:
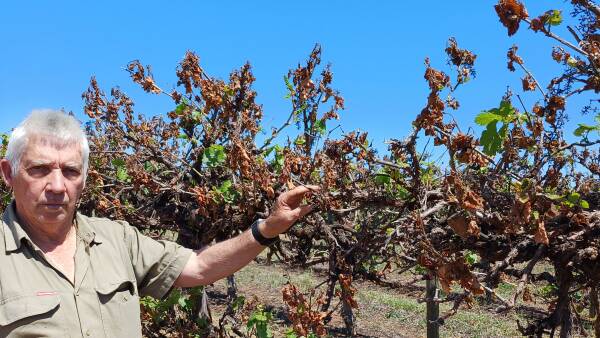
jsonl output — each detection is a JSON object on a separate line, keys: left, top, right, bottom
{"left": 174, "top": 185, "right": 317, "bottom": 287}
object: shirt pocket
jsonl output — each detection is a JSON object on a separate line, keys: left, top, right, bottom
{"left": 96, "top": 278, "right": 142, "bottom": 337}
{"left": 0, "top": 294, "right": 65, "bottom": 337}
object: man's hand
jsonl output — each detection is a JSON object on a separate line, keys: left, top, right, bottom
{"left": 259, "top": 185, "right": 319, "bottom": 238}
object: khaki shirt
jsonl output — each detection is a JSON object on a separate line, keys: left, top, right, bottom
{"left": 0, "top": 202, "right": 193, "bottom": 338}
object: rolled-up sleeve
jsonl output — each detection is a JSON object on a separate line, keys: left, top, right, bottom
{"left": 120, "top": 222, "right": 193, "bottom": 299}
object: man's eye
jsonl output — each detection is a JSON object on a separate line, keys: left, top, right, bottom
{"left": 63, "top": 168, "right": 81, "bottom": 177}
{"left": 27, "top": 166, "right": 50, "bottom": 176}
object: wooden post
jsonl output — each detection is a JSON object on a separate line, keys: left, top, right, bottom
{"left": 426, "top": 277, "right": 440, "bottom": 338}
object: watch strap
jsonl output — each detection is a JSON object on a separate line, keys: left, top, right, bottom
{"left": 251, "top": 219, "right": 279, "bottom": 246}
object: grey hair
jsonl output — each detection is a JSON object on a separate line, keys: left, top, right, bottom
{"left": 5, "top": 109, "right": 90, "bottom": 179}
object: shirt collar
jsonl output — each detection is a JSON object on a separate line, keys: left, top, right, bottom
{"left": 75, "top": 212, "right": 103, "bottom": 246}
{"left": 2, "top": 200, "right": 102, "bottom": 253}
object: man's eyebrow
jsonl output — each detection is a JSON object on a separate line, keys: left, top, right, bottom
{"left": 62, "top": 163, "right": 83, "bottom": 170}
{"left": 26, "top": 160, "right": 53, "bottom": 167}
{"left": 24, "top": 160, "right": 82, "bottom": 169}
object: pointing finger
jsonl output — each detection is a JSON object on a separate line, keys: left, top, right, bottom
{"left": 282, "top": 185, "right": 320, "bottom": 206}
{"left": 294, "top": 204, "right": 314, "bottom": 219}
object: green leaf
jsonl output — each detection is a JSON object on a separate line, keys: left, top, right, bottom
{"left": 111, "top": 158, "right": 126, "bottom": 167}
{"left": 251, "top": 312, "right": 267, "bottom": 322}
{"left": 475, "top": 112, "right": 501, "bottom": 126}
{"left": 263, "top": 146, "right": 274, "bottom": 157}
{"left": 395, "top": 185, "right": 411, "bottom": 201}
{"left": 272, "top": 145, "right": 285, "bottom": 172}
{"left": 112, "top": 158, "right": 130, "bottom": 182}
{"left": 223, "top": 85, "right": 234, "bottom": 97}
{"left": 284, "top": 75, "right": 294, "bottom": 93}
{"left": 189, "top": 286, "right": 204, "bottom": 297}
{"left": 497, "top": 101, "right": 516, "bottom": 121}
{"left": 202, "top": 144, "right": 227, "bottom": 168}
{"left": 574, "top": 124, "right": 598, "bottom": 137}
{"left": 499, "top": 123, "right": 508, "bottom": 138}
{"left": 175, "top": 103, "right": 187, "bottom": 115}
{"left": 232, "top": 296, "right": 245, "bottom": 311}
{"left": 315, "top": 119, "right": 327, "bottom": 136}
{"left": 477, "top": 102, "right": 511, "bottom": 157}
{"left": 544, "top": 193, "right": 563, "bottom": 200}
{"left": 567, "top": 192, "right": 581, "bottom": 204}
{"left": 540, "top": 283, "right": 558, "bottom": 298}
{"left": 414, "top": 264, "right": 427, "bottom": 274}
{"left": 294, "top": 136, "right": 306, "bottom": 145}
{"left": 218, "top": 180, "right": 232, "bottom": 193}
{"left": 191, "top": 110, "right": 203, "bottom": 121}
{"left": 116, "top": 167, "right": 129, "bottom": 181}
{"left": 285, "top": 329, "right": 298, "bottom": 338}
{"left": 214, "top": 180, "right": 239, "bottom": 204}
{"left": 480, "top": 121, "right": 504, "bottom": 156}
{"left": 1, "top": 133, "right": 8, "bottom": 147}
{"left": 475, "top": 101, "right": 517, "bottom": 126}
{"left": 293, "top": 103, "right": 307, "bottom": 117}
{"left": 177, "top": 295, "right": 188, "bottom": 308}
{"left": 375, "top": 172, "right": 391, "bottom": 185}
{"left": 247, "top": 307, "right": 273, "bottom": 338}
{"left": 580, "top": 199, "right": 590, "bottom": 209}
{"left": 548, "top": 10, "right": 563, "bottom": 26}
{"left": 566, "top": 57, "right": 578, "bottom": 67}
{"left": 465, "top": 251, "right": 480, "bottom": 266}
{"left": 143, "top": 161, "right": 155, "bottom": 173}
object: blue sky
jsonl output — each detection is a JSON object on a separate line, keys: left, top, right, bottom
{"left": 0, "top": 1, "right": 594, "bottom": 154}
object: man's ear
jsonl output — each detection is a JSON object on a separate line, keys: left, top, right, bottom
{"left": 0, "top": 159, "right": 14, "bottom": 188}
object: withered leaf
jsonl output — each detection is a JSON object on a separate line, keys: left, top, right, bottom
{"left": 448, "top": 214, "right": 480, "bottom": 239}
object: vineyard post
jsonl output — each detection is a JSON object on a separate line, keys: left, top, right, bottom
{"left": 426, "top": 277, "right": 440, "bottom": 338}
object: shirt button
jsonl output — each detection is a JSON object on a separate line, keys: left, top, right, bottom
{"left": 85, "top": 330, "right": 91, "bottom": 336}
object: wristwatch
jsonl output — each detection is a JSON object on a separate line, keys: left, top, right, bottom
{"left": 251, "top": 219, "right": 279, "bottom": 246}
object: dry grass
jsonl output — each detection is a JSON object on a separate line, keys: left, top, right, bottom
{"left": 208, "top": 261, "right": 540, "bottom": 337}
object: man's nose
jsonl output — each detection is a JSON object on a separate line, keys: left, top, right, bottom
{"left": 46, "top": 169, "right": 67, "bottom": 193}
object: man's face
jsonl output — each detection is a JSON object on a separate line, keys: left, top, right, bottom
{"left": 4, "top": 136, "right": 85, "bottom": 230}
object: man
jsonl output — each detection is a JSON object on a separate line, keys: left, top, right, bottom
{"left": 0, "top": 110, "right": 316, "bottom": 337}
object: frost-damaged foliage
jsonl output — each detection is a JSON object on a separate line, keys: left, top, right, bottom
{"left": 81, "top": 53, "right": 270, "bottom": 249}
{"left": 77, "top": 44, "right": 390, "bottom": 336}
{"left": 391, "top": 1, "right": 600, "bottom": 337}
{"left": 361, "top": 2, "right": 599, "bottom": 338}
